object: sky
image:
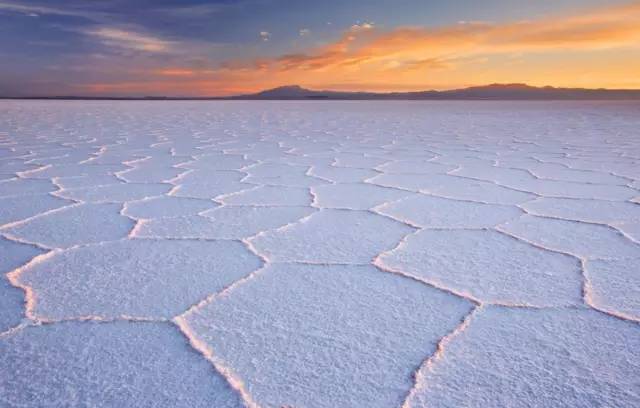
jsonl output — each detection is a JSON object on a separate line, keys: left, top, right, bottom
{"left": 1, "top": 0, "right": 639, "bottom": 96}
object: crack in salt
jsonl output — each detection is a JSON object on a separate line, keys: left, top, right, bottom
{"left": 173, "top": 317, "right": 261, "bottom": 408}
{"left": 401, "top": 305, "right": 482, "bottom": 408}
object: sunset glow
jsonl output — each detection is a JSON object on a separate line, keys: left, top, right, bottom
{"left": 1, "top": 0, "right": 639, "bottom": 96}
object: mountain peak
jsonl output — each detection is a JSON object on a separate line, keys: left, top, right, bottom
{"left": 479, "top": 83, "right": 535, "bottom": 89}
{"left": 253, "top": 85, "right": 313, "bottom": 97}
{"left": 230, "top": 83, "right": 640, "bottom": 100}
{"left": 273, "top": 85, "right": 305, "bottom": 90}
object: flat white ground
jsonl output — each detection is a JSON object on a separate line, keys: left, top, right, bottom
{"left": 1, "top": 101, "right": 639, "bottom": 407}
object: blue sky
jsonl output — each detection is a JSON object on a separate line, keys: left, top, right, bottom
{"left": 1, "top": 0, "right": 638, "bottom": 96}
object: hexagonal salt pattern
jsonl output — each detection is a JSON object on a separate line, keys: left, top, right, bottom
{"left": 249, "top": 209, "right": 414, "bottom": 263}
{"left": 370, "top": 173, "right": 536, "bottom": 204}
{"left": 137, "top": 206, "right": 315, "bottom": 239}
{"left": 55, "top": 182, "right": 172, "bottom": 202}
{"left": 21, "top": 163, "right": 126, "bottom": 177}
{"left": 0, "top": 194, "right": 70, "bottom": 226}
{"left": 585, "top": 258, "right": 640, "bottom": 320}
{"left": 3, "top": 203, "right": 134, "bottom": 248}
{"left": 244, "top": 163, "right": 328, "bottom": 187}
{"left": 312, "top": 183, "right": 412, "bottom": 210}
{"left": 0, "top": 322, "right": 243, "bottom": 407}
{"left": 309, "top": 165, "right": 379, "bottom": 182}
{"left": 615, "top": 221, "right": 640, "bottom": 243}
{"left": 378, "top": 229, "right": 583, "bottom": 306}
{"left": 0, "top": 237, "right": 45, "bottom": 332}
{"left": 16, "top": 240, "right": 262, "bottom": 320}
{"left": 522, "top": 197, "right": 640, "bottom": 224}
{"left": 220, "top": 185, "right": 312, "bottom": 206}
{"left": 452, "top": 162, "right": 638, "bottom": 200}
{"left": 182, "top": 263, "right": 473, "bottom": 408}
{"left": 405, "top": 307, "right": 640, "bottom": 408}
{"left": 376, "top": 194, "right": 522, "bottom": 228}
{"left": 0, "top": 178, "right": 59, "bottom": 197}
{"left": 117, "top": 166, "right": 186, "bottom": 183}
{"left": 1, "top": 100, "right": 639, "bottom": 408}
{"left": 123, "top": 196, "right": 218, "bottom": 219}
{"left": 170, "top": 170, "right": 252, "bottom": 199}
{"left": 499, "top": 214, "right": 640, "bottom": 259}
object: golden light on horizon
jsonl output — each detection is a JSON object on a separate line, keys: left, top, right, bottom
{"left": 71, "top": 1, "right": 640, "bottom": 96}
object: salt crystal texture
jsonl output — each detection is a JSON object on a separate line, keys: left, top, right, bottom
{"left": 1, "top": 100, "right": 639, "bottom": 406}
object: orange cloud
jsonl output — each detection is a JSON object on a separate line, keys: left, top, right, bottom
{"left": 155, "top": 69, "right": 196, "bottom": 76}
{"left": 83, "top": 2, "right": 640, "bottom": 95}
{"left": 251, "top": 1, "right": 640, "bottom": 72}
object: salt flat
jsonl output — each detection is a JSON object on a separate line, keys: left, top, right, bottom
{"left": 1, "top": 100, "right": 639, "bottom": 407}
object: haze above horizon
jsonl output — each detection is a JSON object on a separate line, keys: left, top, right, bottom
{"left": 1, "top": 0, "right": 639, "bottom": 97}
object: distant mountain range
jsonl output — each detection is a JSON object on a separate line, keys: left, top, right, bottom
{"left": 4, "top": 84, "right": 640, "bottom": 100}
{"left": 233, "top": 84, "right": 640, "bottom": 100}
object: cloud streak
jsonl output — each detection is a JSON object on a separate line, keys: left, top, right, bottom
{"left": 85, "top": 27, "right": 174, "bottom": 53}
{"left": 0, "top": 1, "right": 110, "bottom": 20}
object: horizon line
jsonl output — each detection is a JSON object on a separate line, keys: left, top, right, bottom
{"left": 3, "top": 83, "right": 640, "bottom": 100}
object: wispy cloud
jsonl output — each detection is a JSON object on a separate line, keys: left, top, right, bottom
{"left": 85, "top": 27, "right": 174, "bottom": 52}
{"left": 155, "top": 68, "right": 197, "bottom": 77}
{"left": 0, "top": 1, "right": 108, "bottom": 20}
{"left": 153, "top": 3, "right": 226, "bottom": 17}
{"left": 0, "top": 1, "right": 176, "bottom": 54}
{"left": 153, "top": 0, "right": 263, "bottom": 18}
